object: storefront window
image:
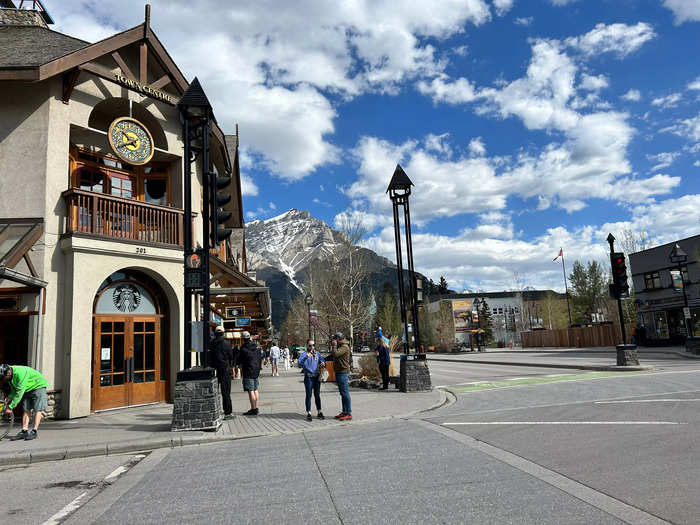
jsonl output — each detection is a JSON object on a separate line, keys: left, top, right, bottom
{"left": 145, "top": 178, "right": 167, "bottom": 205}
{"left": 644, "top": 272, "right": 661, "bottom": 289}
{"left": 654, "top": 311, "right": 669, "bottom": 339}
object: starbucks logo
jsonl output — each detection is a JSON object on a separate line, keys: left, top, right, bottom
{"left": 112, "top": 284, "right": 141, "bottom": 313}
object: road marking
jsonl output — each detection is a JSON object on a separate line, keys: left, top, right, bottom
{"left": 596, "top": 399, "right": 700, "bottom": 404}
{"left": 445, "top": 370, "right": 650, "bottom": 392}
{"left": 443, "top": 421, "right": 683, "bottom": 426}
{"left": 417, "top": 420, "right": 671, "bottom": 525}
{"left": 41, "top": 492, "right": 90, "bottom": 525}
{"left": 103, "top": 454, "right": 145, "bottom": 482}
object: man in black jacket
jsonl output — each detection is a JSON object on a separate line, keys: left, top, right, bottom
{"left": 237, "top": 331, "right": 261, "bottom": 415}
{"left": 209, "top": 326, "right": 234, "bottom": 419}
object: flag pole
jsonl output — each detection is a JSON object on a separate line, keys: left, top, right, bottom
{"left": 561, "top": 250, "right": 572, "bottom": 327}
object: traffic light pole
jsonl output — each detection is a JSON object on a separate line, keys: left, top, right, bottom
{"left": 201, "top": 119, "right": 211, "bottom": 369}
{"left": 607, "top": 233, "right": 638, "bottom": 366}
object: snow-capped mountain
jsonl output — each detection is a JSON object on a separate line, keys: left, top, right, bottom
{"left": 245, "top": 209, "right": 399, "bottom": 327}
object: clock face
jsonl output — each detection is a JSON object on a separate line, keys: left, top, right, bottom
{"left": 108, "top": 117, "right": 154, "bottom": 165}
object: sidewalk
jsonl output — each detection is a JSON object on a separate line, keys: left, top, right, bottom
{"left": 427, "top": 344, "right": 699, "bottom": 371}
{"left": 0, "top": 367, "right": 444, "bottom": 465}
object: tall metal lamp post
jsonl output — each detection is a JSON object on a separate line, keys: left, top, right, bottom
{"left": 387, "top": 164, "right": 431, "bottom": 392}
{"left": 178, "top": 77, "right": 213, "bottom": 370}
{"left": 669, "top": 243, "right": 693, "bottom": 341}
{"left": 305, "top": 293, "right": 313, "bottom": 341}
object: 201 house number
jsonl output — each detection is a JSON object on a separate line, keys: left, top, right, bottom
{"left": 136, "top": 247, "right": 147, "bottom": 254}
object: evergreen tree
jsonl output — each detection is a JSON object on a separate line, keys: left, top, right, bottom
{"left": 569, "top": 260, "right": 608, "bottom": 324}
{"left": 438, "top": 276, "right": 449, "bottom": 295}
{"left": 478, "top": 299, "right": 494, "bottom": 343}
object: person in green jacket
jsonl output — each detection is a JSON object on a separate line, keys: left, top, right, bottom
{"left": 0, "top": 364, "right": 49, "bottom": 441}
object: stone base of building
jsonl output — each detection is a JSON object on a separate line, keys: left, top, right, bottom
{"left": 686, "top": 337, "right": 700, "bottom": 354}
{"left": 616, "top": 344, "right": 639, "bottom": 366}
{"left": 400, "top": 354, "right": 432, "bottom": 392}
{"left": 171, "top": 368, "right": 223, "bottom": 432}
{"left": 44, "top": 390, "right": 63, "bottom": 419}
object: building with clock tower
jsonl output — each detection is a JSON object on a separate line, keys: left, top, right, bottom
{"left": 0, "top": 1, "right": 270, "bottom": 417}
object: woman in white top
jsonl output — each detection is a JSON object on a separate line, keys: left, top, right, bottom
{"left": 282, "top": 346, "right": 291, "bottom": 371}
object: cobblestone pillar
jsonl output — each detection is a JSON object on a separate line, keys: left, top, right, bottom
{"left": 171, "top": 368, "right": 223, "bottom": 431}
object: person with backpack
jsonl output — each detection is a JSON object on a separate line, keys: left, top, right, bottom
{"left": 298, "top": 339, "right": 325, "bottom": 422}
{"left": 0, "top": 363, "right": 49, "bottom": 441}
{"left": 209, "top": 326, "right": 234, "bottom": 419}
{"left": 236, "top": 332, "right": 262, "bottom": 416}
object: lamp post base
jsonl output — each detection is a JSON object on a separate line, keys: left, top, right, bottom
{"left": 171, "top": 367, "right": 223, "bottom": 431}
{"left": 399, "top": 354, "right": 432, "bottom": 392}
{"left": 616, "top": 344, "right": 639, "bottom": 366}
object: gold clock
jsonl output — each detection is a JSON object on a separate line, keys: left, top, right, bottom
{"left": 108, "top": 117, "right": 155, "bottom": 165}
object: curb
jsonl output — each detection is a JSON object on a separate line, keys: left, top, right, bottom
{"left": 0, "top": 389, "right": 448, "bottom": 466}
{"left": 427, "top": 357, "right": 655, "bottom": 372}
{"left": 429, "top": 350, "right": 700, "bottom": 360}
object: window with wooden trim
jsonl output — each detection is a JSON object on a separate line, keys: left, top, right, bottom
{"left": 644, "top": 272, "right": 661, "bottom": 290}
{"left": 70, "top": 148, "right": 171, "bottom": 206}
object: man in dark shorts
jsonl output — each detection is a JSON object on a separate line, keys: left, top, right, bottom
{"left": 0, "top": 364, "right": 49, "bottom": 441}
{"left": 236, "top": 332, "right": 261, "bottom": 415}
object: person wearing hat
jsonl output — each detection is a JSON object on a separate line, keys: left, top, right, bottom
{"left": 209, "top": 326, "right": 234, "bottom": 419}
{"left": 329, "top": 332, "right": 352, "bottom": 421}
{"left": 236, "top": 331, "right": 261, "bottom": 415}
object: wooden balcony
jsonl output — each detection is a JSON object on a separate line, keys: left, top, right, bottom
{"left": 63, "top": 188, "right": 187, "bottom": 248}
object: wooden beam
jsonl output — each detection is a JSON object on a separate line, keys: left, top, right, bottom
{"left": 39, "top": 25, "right": 143, "bottom": 81}
{"left": 150, "top": 74, "right": 171, "bottom": 90}
{"left": 139, "top": 42, "right": 148, "bottom": 85}
{"left": 145, "top": 27, "right": 188, "bottom": 94}
{"left": 23, "top": 253, "right": 37, "bottom": 278}
{"left": 0, "top": 68, "right": 39, "bottom": 81}
{"left": 111, "top": 51, "right": 136, "bottom": 81}
{"left": 61, "top": 68, "right": 81, "bottom": 104}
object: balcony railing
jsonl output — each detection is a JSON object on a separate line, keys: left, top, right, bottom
{"left": 63, "top": 188, "right": 186, "bottom": 247}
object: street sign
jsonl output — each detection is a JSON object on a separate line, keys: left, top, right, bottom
{"left": 235, "top": 317, "right": 251, "bottom": 327}
{"left": 225, "top": 306, "right": 245, "bottom": 318}
{"left": 684, "top": 307, "right": 691, "bottom": 319}
{"left": 190, "top": 321, "right": 204, "bottom": 352}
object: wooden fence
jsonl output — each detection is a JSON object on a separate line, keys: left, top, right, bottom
{"left": 521, "top": 323, "right": 636, "bottom": 348}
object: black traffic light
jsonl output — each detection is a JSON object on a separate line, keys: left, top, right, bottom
{"left": 610, "top": 252, "right": 629, "bottom": 298}
{"left": 209, "top": 172, "right": 233, "bottom": 246}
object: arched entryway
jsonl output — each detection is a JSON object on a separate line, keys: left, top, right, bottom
{"left": 91, "top": 269, "right": 169, "bottom": 411}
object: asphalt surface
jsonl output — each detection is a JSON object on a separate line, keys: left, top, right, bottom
{"left": 6, "top": 362, "right": 700, "bottom": 524}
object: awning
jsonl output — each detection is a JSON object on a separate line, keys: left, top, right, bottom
{"left": 0, "top": 218, "right": 47, "bottom": 288}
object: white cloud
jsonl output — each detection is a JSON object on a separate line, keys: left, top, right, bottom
{"left": 425, "top": 133, "right": 453, "bottom": 157}
{"left": 240, "top": 174, "right": 259, "bottom": 196}
{"left": 695, "top": 161, "right": 700, "bottom": 167}
{"left": 550, "top": 0, "right": 579, "bottom": 5}
{"left": 492, "top": 0, "right": 514, "bottom": 16}
{"left": 452, "top": 45, "right": 469, "bottom": 56}
{"left": 663, "top": 112, "right": 700, "bottom": 142}
{"left": 417, "top": 75, "right": 479, "bottom": 104}
{"left": 52, "top": 0, "right": 497, "bottom": 181}
{"left": 565, "top": 22, "right": 656, "bottom": 58}
{"left": 687, "top": 76, "right": 700, "bottom": 90}
{"left": 579, "top": 73, "right": 608, "bottom": 91}
{"left": 621, "top": 89, "right": 642, "bottom": 102}
{"left": 651, "top": 93, "right": 683, "bottom": 109}
{"left": 662, "top": 0, "right": 700, "bottom": 24}
{"left": 468, "top": 137, "right": 487, "bottom": 156}
{"left": 514, "top": 17, "right": 533, "bottom": 26}
{"left": 646, "top": 152, "right": 680, "bottom": 171}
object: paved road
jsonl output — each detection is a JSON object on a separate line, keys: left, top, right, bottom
{"left": 7, "top": 367, "right": 700, "bottom": 523}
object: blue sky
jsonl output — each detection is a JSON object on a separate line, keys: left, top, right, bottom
{"left": 52, "top": 0, "right": 700, "bottom": 292}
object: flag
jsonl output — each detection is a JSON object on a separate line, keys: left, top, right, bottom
{"left": 553, "top": 248, "right": 563, "bottom": 261}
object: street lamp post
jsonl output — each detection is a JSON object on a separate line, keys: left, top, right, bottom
{"left": 669, "top": 243, "right": 693, "bottom": 342}
{"left": 305, "top": 293, "right": 313, "bottom": 341}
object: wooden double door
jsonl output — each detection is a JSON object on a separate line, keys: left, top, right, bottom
{"left": 92, "top": 315, "right": 165, "bottom": 411}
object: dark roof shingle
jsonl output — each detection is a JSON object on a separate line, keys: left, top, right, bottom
{"left": 0, "top": 25, "right": 88, "bottom": 68}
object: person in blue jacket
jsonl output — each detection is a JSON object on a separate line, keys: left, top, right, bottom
{"left": 298, "top": 339, "right": 325, "bottom": 422}
{"left": 376, "top": 332, "right": 391, "bottom": 390}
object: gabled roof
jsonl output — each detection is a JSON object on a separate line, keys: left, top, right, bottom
{"left": 386, "top": 163, "right": 414, "bottom": 193}
{"left": 0, "top": 25, "right": 87, "bottom": 68}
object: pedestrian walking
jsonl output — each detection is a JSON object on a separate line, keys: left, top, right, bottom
{"left": 298, "top": 339, "right": 325, "bottom": 421}
{"left": 269, "top": 342, "right": 281, "bottom": 376}
{"left": 209, "top": 326, "right": 234, "bottom": 419}
{"left": 329, "top": 332, "right": 352, "bottom": 421}
{"left": 236, "top": 331, "right": 261, "bottom": 416}
{"left": 0, "top": 363, "right": 49, "bottom": 440}
{"left": 282, "top": 346, "right": 291, "bottom": 371}
{"left": 375, "top": 336, "right": 390, "bottom": 390}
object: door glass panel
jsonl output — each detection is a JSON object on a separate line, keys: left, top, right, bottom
{"left": 160, "top": 318, "right": 167, "bottom": 381}
{"left": 114, "top": 322, "right": 125, "bottom": 332}
{"left": 133, "top": 372, "right": 144, "bottom": 383}
{"left": 101, "top": 322, "right": 112, "bottom": 332}
{"left": 145, "top": 371, "right": 155, "bottom": 382}
{"left": 113, "top": 334, "right": 125, "bottom": 372}
{"left": 99, "top": 334, "right": 112, "bottom": 372}
{"left": 134, "top": 334, "right": 144, "bottom": 370}
{"left": 145, "top": 333, "right": 155, "bottom": 370}
{"left": 113, "top": 374, "right": 125, "bottom": 386}
{"left": 100, "top": 375, "right": 112, "bottom": 386}
{"left": 134, "top": 322, "right": 144, "bottom": 333}
{"left": 145, "top": 321, "right": 155, "bottom": 332}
